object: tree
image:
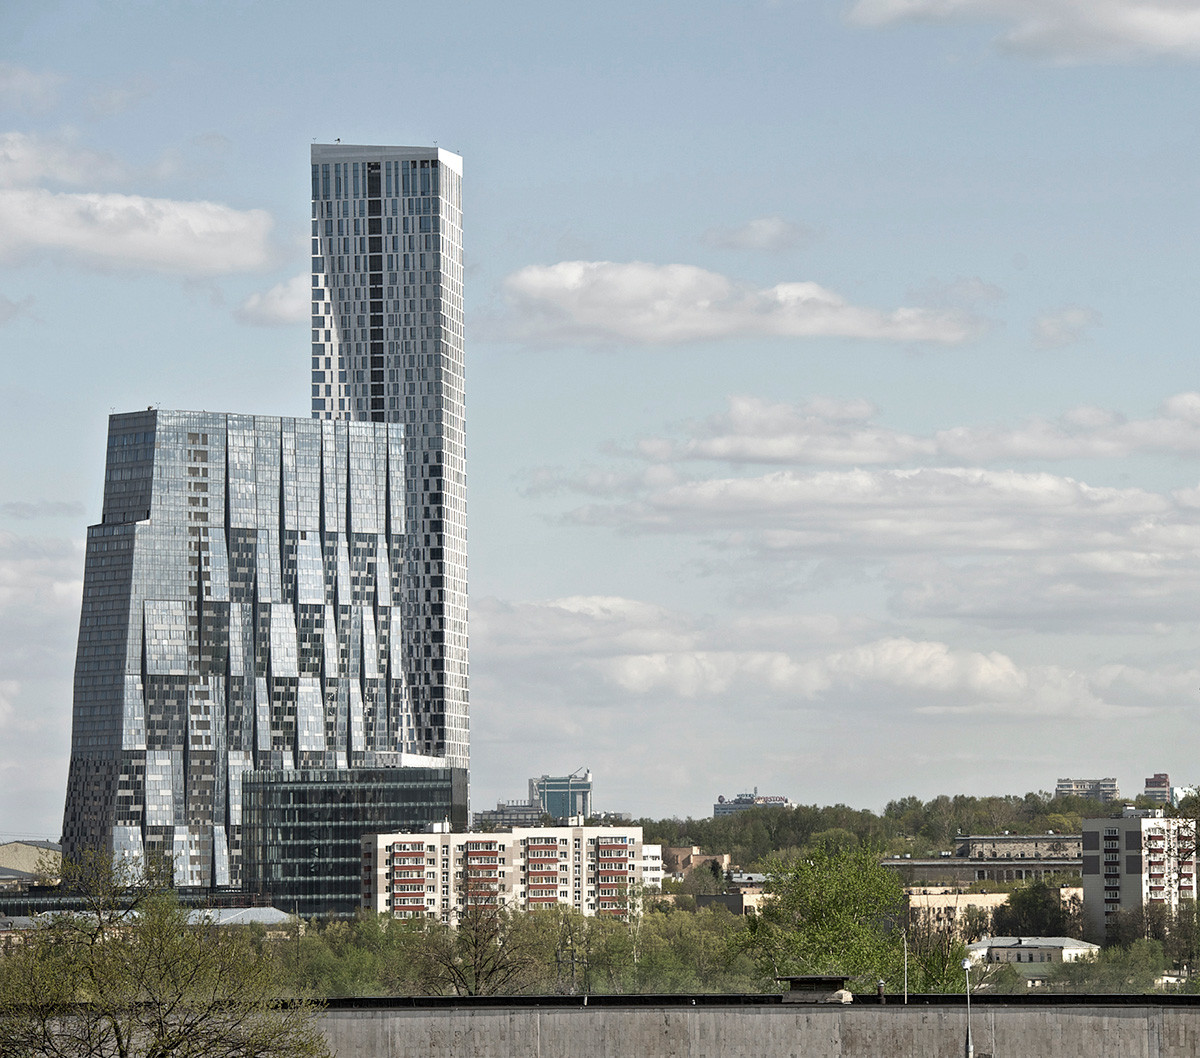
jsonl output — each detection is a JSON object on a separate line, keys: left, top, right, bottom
{"left": 744, "top": 846, "right": 907, "bottom": 989}
{"left": 993, "top": 880, "right": 1080, "bottom": 938}
{"left": 1048, "top": 938, "right": 1167, "bottom": 993}
{"left": 414, "top": 880, "right": 544, "bottom": 995}
{"left": 0, "top": 854, "right": 330, "bottom": 1058}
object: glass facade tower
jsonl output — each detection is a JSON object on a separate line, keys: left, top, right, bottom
{"left": 309, "top": 143, "right": 468, "bottom": 775}
{"left": 62, "top": 410, "right": 465, "bottom": 887}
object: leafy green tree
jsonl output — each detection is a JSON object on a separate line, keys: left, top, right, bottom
{"left": 413, "top": 881, "right": 545, "bottom": 995}
{"left": 0, "top": 854, "right": 329, "bottom": 1058}
{"left": 744, "top": 846, "right": 906, "bottom": 989}
{"left": 1048, "top": 938, "right": 1167, "bottom": 993}
{"left": 993, "top": 880, "right": 1080, "bottom": 938}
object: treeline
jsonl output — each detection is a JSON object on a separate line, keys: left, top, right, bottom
{"left": 636, "top": 791, "right": 1131, "bottom": 866}
{"left": 271, "top": 905, "right": 760, "bottom": 997}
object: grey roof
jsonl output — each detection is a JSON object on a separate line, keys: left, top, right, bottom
{"left": 968, "top": 936, "right": 1097, "bottom": 951}
{"left": 186, "top": 906, "right": 296, "bottom": 927}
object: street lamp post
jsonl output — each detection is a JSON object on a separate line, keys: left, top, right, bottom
{"left": 961, "top": 956, "right": 973, "bottom": 1058}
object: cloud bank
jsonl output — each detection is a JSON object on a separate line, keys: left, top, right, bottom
{"left": 849, "top": 0, "right": 1200, "bottom": 63}
{"left": 502, "top": 260, "right": 979, "bottom": 345}
{"left": 0, "top": 131, "right": 275, "bottom": 276}
{"left": 631, "top": 392, "right": 1200, "bottom": 466}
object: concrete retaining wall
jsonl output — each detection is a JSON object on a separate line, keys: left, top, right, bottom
{"left": 320, "top": 1000, "right": 1200, "bottom": 1058}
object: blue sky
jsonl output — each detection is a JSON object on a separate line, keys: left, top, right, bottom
{"left": 4, "top": 0, "right": 1200, "bottom": 840}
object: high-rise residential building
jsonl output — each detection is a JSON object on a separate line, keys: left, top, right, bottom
{"left": 1081, "top": 807, "right": 1197, "bottom": 940}
{"left": 309, "top": 143, "right": 467, "bottom": 774}
{"left": 61, "top": 410, "right": 466, "bottom": 888}
{"left": 1055, "top": 777, "right": 1120, "bottom": 803}
{"left": 1143, "top": 772, "right": 1171, "bottom": 804}
{"left": 362, "top": 824, "right": 649, "bottom": 922}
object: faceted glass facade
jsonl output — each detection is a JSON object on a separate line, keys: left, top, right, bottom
{"left": 309, "top": 143, "right": 468, "bottom": 774}
{"left": 242, "top": 766, "right": 467, "bottom": 917}
{"left": 63, "top": 409, "right": 451, "bottom": 887}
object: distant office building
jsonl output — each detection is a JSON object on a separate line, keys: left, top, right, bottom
{"left": 1081, "top": 807, "right": 1197, "bottom": 940}
{"left": 1143, "top": 773, "right": 1171, "bottom": 804}
{"left": 965, "top": 936, "right": 1099, "bottom": 987}
{"left": 475, "top": 769, "right": 595, "bottom": 828}
{"left": 713, "top": 789, "right": 793, "bottom": 817}
{"left": 531, "top": 770, "right": 593, "bottom": 820}
{"left": 363, "top": 824, "right": 646, "bottom": 921}
{"left": 1055, "top": 778, "right": 1120, "bottom": 803}
{"left": 473, "top": 801, "right": 546, "bottom": 830}
{"left": 242, "top": 766, "right": 465, "bottom": 917}
{"left": 885, "top": 833, "right": 1083, "bottom": 887}
{"left": 62, "top": 410, "right": 463, "bottom": 889}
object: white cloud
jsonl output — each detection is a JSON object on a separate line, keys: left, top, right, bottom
{"left": 0, "top": 187, "right": 274, "bottom": 275}
{"left": 236, "top": 273, "right": 310, "bottom": 326}
{"left": 848, "top": 0, "right": 1200, "bottom": 63}
{"left": 702, "top": 215, "right": 813, "bottom": 252}
{"left": 571, "top": 465, "right": 1182, "bottom": 556}
{"left": 0, "top": 64, "right": 63, "bottom": 114}
{"left": 502, "top": 260, "right": 979, "bottom": 345}
{"left": 0, "top": 131, "right": 132, "bottom": 189}
{"left": 889, "top": 550, "right": 1200, "bottom": 629}
{"left": 0, "top": 132, "right": 276, "bottom": 277}
{"left": 1034, "top": 305, "right": 1101, "bottom": 347}
{"left": 635, "top": 395, "right": 936, "bottom": 465}
{"left": 629, "top": 391, "right": 1200, "bottom": 467}
{"left": 475, "top": 595, "right": 1155, "bottom": 720}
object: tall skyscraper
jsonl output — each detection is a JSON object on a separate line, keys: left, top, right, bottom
{"left": 62, "top": 411, "right": 466, "bottom": 889}
{"left": 61, "top": 143, "right": 470, "bottom": 894}
{"left": 310, "top": 144, "right": 467, "bottom": 772}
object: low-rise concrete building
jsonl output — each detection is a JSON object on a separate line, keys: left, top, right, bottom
{"left": 967, "top": 935, "right": 1099, "bottom": 966}
{"left": 955, "top": 833, "right": 1081, "bottom": 860}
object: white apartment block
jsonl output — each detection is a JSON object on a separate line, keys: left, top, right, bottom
{"left": 363, "top": 826, "right": 652, "bottom": 922}
{"left": 1081, "top": 807, "right": 1197, "bottom": 939}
